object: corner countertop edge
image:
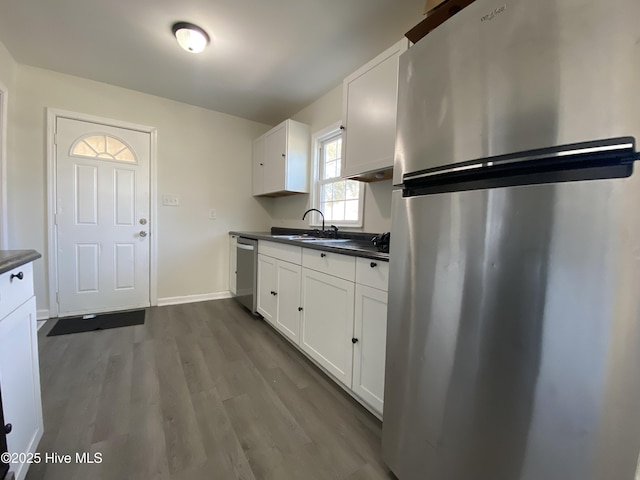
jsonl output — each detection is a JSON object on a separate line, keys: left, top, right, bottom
{"left": 0, "top": 250, "right": 42, "bottom": 275}
{"left": 229, "top": 231, "right": 389, "bottom": 262}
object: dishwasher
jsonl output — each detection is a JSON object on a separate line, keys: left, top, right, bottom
{"left": 234, "top": 237, "right": 258, "bottom": 314}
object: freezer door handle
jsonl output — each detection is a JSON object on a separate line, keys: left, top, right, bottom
{"left": 402, "top": 137, "right": 638, "bottom": 197}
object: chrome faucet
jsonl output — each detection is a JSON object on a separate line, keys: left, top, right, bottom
{"left": 302, "top": 208, "right": 324, "bottom": 233}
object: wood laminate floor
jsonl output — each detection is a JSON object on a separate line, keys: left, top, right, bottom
{"left": 27, "top": 299, "right": 394, "bottom": 480}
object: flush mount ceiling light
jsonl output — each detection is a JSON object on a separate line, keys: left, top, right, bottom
{"left": 172, "top": 22, "right": 210, "bottom": 53}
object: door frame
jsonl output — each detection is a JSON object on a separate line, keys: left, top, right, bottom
{"left": 46, "top": 108, "right": 158, "bottom": 318}
{"left": 0, "top": 82, "right": 8, "bottom": 249}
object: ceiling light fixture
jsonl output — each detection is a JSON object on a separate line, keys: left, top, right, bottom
{"left": 172, "top": 22, "right": 210, "bottom": 54}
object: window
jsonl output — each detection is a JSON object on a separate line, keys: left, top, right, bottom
{"left": 311, "top": 123, "right": 363, "bottom": 227}
{"left": 70, "top": 134, "right": 136, "bottom": 163}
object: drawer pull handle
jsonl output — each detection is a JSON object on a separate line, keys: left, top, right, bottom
{"left": 271, "top": 291, "right": 278, "bottom": 296}
{"left": 320, "top": 253, "right": 326, "bottom": 258}
{"left": 370, "top": 262, "right": 377, "bottom": 268}
{"left": 352, "top": 338, "right": 359, "bottom": 344}
{"left": 10, "top": 272, "right": 24, "bottom": 281}
{"left": 298, "top": 307, "right": 303, "bottom": 312}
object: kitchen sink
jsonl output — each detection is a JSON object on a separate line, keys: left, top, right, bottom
{"left": 271, "top": 234, "right": 312, "bottom": 239}
{"left": 271, "top": 235, "right": 351, "bottom": 243}
{"left": 299, "top": 238, "right": 351, "bottom": 243}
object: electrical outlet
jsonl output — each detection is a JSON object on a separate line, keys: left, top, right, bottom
{"left": 163, "top": 194, "right": 180, "bottom": 206}
{"left": 209, "top": 209, "right": 217, "bottom": 220}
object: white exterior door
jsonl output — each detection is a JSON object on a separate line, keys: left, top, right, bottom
{"left": 55, "top": 117, "right": 151, "bottom": 316}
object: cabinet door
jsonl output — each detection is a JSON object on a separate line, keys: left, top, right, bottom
{"left": 229, "top": 235, "right": 237, "bottom": 295}
{"left": 263, "top": 123, "right": 287, "bottom": 193}
{"left": 0, "top": 297, "right": 43, "bottom": 480}
{"left": 342, "top": 39, "right": 408, "bottom": 177}
{"left": 275, "top": 261, "right": 302, "bottom": 344}
{"left": 301, "top": 268, "right": 355, "bottom": 387}
{"left": 252, "top": 136, "right": 265, "bottom": 196}
{"left": 352, "top": 284, "right": 388, "bottom": 415}
{"left": 257, "top": 254, "right": 277, "bottom": 325}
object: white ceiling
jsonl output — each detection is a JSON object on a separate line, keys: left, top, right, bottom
{"left": 0, "top": 0, "right": 423, "bottom": 125}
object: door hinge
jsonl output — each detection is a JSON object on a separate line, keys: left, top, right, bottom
{"left": 56, "top": 292, "right": 59, "bottom": 304}
{"left": 54, "top": 213, "right": 58, "bottom": 226}
{"left": 53, "top": 133, "right": 58, "bottom": 145}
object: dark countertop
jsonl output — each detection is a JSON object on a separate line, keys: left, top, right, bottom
{"left": 0, "top": 250, "right": 41, "bottom": 275}
{"left": 230, "top": 229, "right": 389, "bottom": 262}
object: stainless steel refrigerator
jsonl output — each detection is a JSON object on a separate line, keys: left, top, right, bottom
{"left": 383, "top": 1, "right": 640, "bottom": 479}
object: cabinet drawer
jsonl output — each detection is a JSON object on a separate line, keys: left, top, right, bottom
{"left": 302, "top": 248, "right": 355, "bottom": 282}
{"left": 258, "top": 241, "right": 302, "bottom": 264}
{"left": 356, "top": 257, "right": 389, "bottom": 291}
{"left": 0, "top": 262, "right": 34, "bottom": 320}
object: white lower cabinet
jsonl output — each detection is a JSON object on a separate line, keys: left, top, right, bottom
{"left": 229, "top": 234, "right": 237, "bottom": 295}
{"left": 300, "top": 268, "right": 355, "bottom": 387}
{"left": 274, "top": 261, "right": 302, "bottom": 343}
{"left": 256, "top": 241, "right": 389, "bottom": 417}
{"left": 352, "top": 284, "right": 388, "bottom": 415}
{"left": 257, "top": 243, "right": 303, "bottom": 343}
{"left": 257, "top": 254, "right": 277, "bottom": 324}
{"left": 0, "top": 262, "right": 43, "bottom": 480}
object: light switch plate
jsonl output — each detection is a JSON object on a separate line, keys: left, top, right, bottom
{"left": 163, "top": 194, "right": 180, "bottom": 206}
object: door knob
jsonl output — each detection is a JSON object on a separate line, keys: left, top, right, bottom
{"left": 139, "top": 231, "right": 148, "bottom": 237}
{"left": 4, "top": 423, "right": 11, "bottom": 434}
{"left": 140, "top": 218, "right": 147, "bottom": 225}
{"left": 352, "top": 338, "right": 359, "bottom": 344}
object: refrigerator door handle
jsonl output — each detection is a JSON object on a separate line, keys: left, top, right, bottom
{"left": 403, "top": 137, "right": 637, "bottom": 184}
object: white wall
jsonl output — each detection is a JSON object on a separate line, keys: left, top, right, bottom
{"left": 270, "top": 84, "right": 393, "bottom": 233}
{"left": 9, "top": 65, "right": 272, "bottom": 313}
{"left": 0, "top": 42, "right": 16, "bottom": 86}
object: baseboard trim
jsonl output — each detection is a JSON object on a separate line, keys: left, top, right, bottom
{"left": 157, "top": 291, "right": 233, "bottom": 307}
{"left": 37, "top": 309, "right": 50, "bottom": 321}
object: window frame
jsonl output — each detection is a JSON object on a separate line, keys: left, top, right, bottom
{"left": 308, "top": 122, "right": 364, "bottom": 228}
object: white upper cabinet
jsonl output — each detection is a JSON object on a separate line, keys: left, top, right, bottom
{"left": 264, "top": 122, "right": 287, "bottom": 193}
{"left": 252, "top": 136, "right": 265, "bottom": 196}
{"left": 341, "top": 38, "right": 409, "bottom": 181}
{"left": 253, "top": 119, "right": 310, "bottom": 197}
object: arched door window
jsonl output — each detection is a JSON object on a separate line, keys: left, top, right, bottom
{"left": 70, "top": 134, "right": 137, "bottom": 163}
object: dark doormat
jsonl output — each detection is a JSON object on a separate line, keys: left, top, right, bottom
{"left": 47, "top": 309, "right": 145, "bottom": 336}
